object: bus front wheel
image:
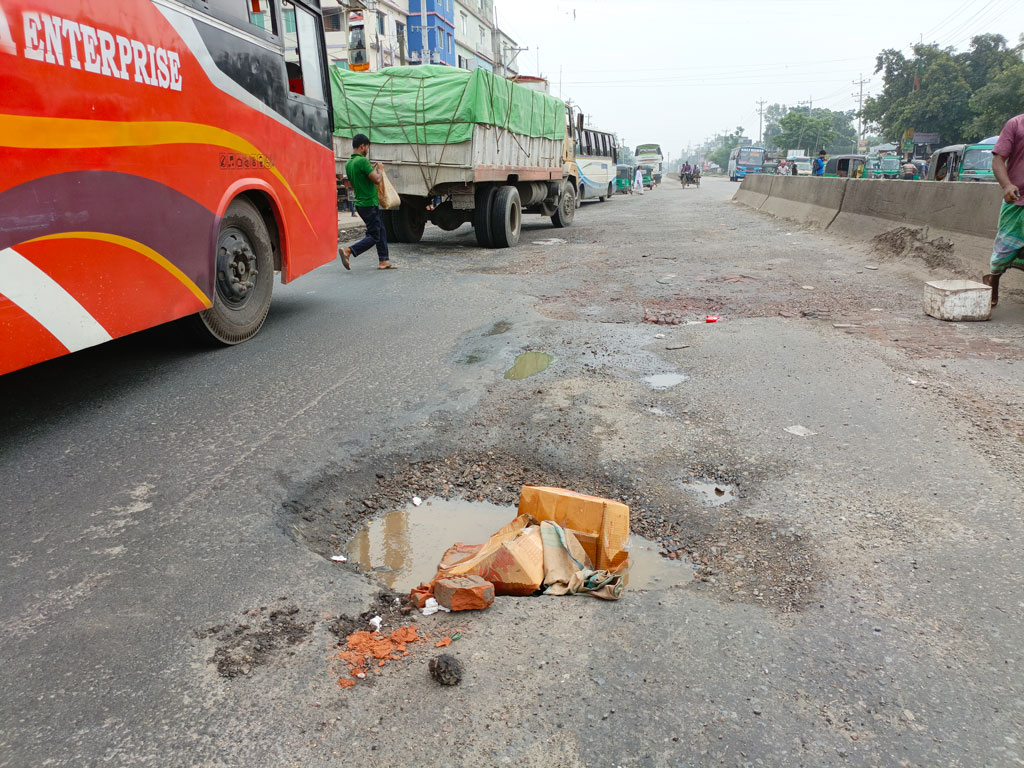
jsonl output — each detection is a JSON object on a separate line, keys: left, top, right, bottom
{"left": 192, "top": 197, "right": 274, "bottom": 345}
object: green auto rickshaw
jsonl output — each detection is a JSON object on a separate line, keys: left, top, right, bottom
{"left": 823, "top": 154, "right": 870, "bottom": 178}
{"left": 615, "top": 164, "right": 635, "bottom": 194}
{"left": 639, "top": 164, "right": 654, "bottom": 189}
{"left": 960, "top": 136, "right": 1000, "bottom": 182}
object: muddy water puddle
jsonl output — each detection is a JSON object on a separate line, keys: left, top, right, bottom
{"left": 644, "top": 372, "right": 687, "bottom": 389}
{"left": 682, "top": 478, "right": 737, "bottom": 506}
{"left": 346, "top": 498, "right": 512, "bottom": 592}
{"left": 504, "top": 352, "right": 553, "bottom": 379}
{"left": 346, "top": 499, "right": 692, "bottom": 593}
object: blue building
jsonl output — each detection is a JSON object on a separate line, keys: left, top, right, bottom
{"left": 407, "top": 0, "right": 455, "bottom": 67}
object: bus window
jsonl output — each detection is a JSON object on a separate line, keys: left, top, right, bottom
{"left": 247, "top": 0, "right": 276, "bottom": 33}
{"left": 282, "top": 0, "right": 326, "bottom": 101}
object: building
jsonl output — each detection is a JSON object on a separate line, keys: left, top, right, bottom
{"left": 322, "top": 0, "right": 518, "bottom": 76}
{"left": 322, "top": 0, "right": 410, "bottom": 72}
{"left": 407, "top": 0, "right": 456, "bottom": 66}
{"left": 453, "top": 0, "right": 493, "bottom": 71}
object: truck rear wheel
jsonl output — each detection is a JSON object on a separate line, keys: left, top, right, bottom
{"left": 191, "top": 197, "right": 273, "bottom": 345}
{"left": 474, "top": 186, "right": 496, "bottom": 247}
{"left": 490, "top": 186, "right": 521, "bottom": 248}
{"left": 381, "top": 210, "right": 399, "bottom": 243}
{"left": 392, "top": 202, "right": 425, "bottom": 244}
{"left": 551, "top": 183, "right": 576, "bottom": 228}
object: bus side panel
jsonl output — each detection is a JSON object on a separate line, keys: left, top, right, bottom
{"left": 0, "top": 0, "right": 336, "bottom": 375}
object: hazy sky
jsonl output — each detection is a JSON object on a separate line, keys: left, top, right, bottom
{"left": 496, "top": 0, "right": 1024, "bottom": 157}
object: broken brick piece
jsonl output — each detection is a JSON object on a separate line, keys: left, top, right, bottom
{"left": 433, "top": 575, "right": 495, "bottom": 611}
{"left": 435, "top": 637, "right": 452, "bottom": 648}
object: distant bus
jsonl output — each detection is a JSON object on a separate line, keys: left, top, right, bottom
{"left": 0, "top": 0, "right": 338, "bottom": 376}
{"left": 575, "top": 126, "right": 617, "bottom": 201}
{"left": 635, "top": 143, "right": 663, "bottom": 182}
{"left": 728, "top": 146, "right": 765, "bottom": 181}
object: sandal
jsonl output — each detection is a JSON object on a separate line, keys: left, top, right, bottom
{"left": 378, "top": 262, "right": 397, "bottom": 270}
{"left": 339, "top": 247, "right": 352, "bottom": 270}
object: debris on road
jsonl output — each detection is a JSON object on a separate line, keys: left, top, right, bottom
{"left": 412, "top": 496, "right": 422, "bottom": 506}
{"left": 408, "top": 487, "right": 631, "bottom": 607}
{"left": 784, "top": 425, "right": 817, "bottom": 437}
{"left": 420, "top": 597, "right": 450, "bottom": 616}
{"left": 665, "top": 344, "right": 690, "bottom": 350}
{"left": 330, "top": 554, "right": 347, "bottom": 562}
{"left": 429, "top": 654, "right": 463, "bottom": 686}
{"left": 369, "top": 615, "right": 383, "bottom": 632}
{"left": 706, "top": 315, "right": 721, "bottom": 323}
{"left": 335, "top": 624, "right": 432, "bottom": 688}
{"left": 433, "top": 575, "right": 495, "bottom": 611}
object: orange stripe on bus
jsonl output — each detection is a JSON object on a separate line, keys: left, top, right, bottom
{"left": 0, "top": 114, "right": 313, "bottom": 233}
{"left": 26, "top": 232, "right": 212, "bottom": 308}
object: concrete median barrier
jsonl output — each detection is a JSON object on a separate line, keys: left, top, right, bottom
{"left": 733, "top": 174, "right": 773, "bottom": 209}
{"left": 829, "top": 179, "right": 1004, "bottom": 273}
{"left": 758, "top": 176, "right": 847, "bottom": 228}
{"left": 736, "top": 174, "right": 1007, "bottom": 275}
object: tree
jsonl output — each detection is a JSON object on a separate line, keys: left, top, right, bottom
{"left": 967, "top": 43, "right": 1024, "bottom": 137}
{"left": 773, "top": 110, "right": 837, "bottom": 154}
{"left": 861, "top": 36, "right": 1023, "bottom": 145}
{"left": 763, "top": 103, "right": 788, "bottom": 151}
{"left": 707, "top": 126, "right": 745, "bottom": 169}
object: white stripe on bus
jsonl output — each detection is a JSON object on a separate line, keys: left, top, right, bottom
{"left": 0, "top": 247, "right": 112, "bottom": 352}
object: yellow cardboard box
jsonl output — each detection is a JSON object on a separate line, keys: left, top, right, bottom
{"left": 518, "top": 486, "right": 630, "bottom": 571}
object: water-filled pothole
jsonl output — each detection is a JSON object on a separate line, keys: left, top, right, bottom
{"left": 644, "top": 372, "right": 686, "bottom": 389}
{"left": 682, "top": 478, "right": 737, "bottom": 506}
{"left": 344, "top": 498, "right": 691, "bottom": 593}
{"left": 504, "top": 352, "right": 553, "bottom": 380}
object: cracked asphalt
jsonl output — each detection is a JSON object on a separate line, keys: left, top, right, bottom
{"left": 1, "top": 177, "right": 1023, "bottom": 767}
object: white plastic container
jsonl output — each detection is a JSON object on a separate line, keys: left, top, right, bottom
{"left": 923, "top": 280, "right": 992, "bottom": 322}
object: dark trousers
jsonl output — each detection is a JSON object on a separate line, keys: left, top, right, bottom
{"left": 351, "top": 206, "right": 389, "bottom": 262}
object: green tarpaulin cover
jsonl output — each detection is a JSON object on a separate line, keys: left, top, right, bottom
{"left": 330, "top": 65, "right": 566, "bottom": 145}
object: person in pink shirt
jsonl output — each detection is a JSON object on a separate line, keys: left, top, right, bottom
{"left": 982, "top": 113, "right": 1024, "bottom": 307}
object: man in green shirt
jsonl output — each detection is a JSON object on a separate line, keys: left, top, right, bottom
{"left": 339, "top": 133, "right": 396, "bottom": 270}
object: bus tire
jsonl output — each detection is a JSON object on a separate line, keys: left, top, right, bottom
{"left": 192, "top": 197, "right": 273, "bottom": 345}
{"left": 490, "top": 185, "right": 521, "bottom": 248}
{"left": 551, "top": 182, "right": 576, "bottom": 228}
{"left": 392, "top": 202, "right": 425, "bottom": 244}
{"left": 474, "top": 185, "right": 496, "bottom": 247}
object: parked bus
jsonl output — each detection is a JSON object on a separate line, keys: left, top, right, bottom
{"left": 575, "top": 125, "right": 617, "bottom": 201}
{"left": 728, "top": 145, "right": 765, "bottom": 181}
{"left": 0, "top": 0, "right": 338, "bottom": 376}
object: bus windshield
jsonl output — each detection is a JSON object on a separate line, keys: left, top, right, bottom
{"left": 881, "top": 156, "right": 901, "bottom": 171}
{"left": 962, "top": 148, "right": 993, "bottom": 171}
{"left": 738, "top": 148, "right": 764, "bottom": 166}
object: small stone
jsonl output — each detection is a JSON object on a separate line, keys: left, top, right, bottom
{"left": 429, "top": 654, "right": 463, "bottom": 686}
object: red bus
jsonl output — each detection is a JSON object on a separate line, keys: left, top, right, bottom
{"left": 0, "top": 0, "right": 338, "bottom": 375}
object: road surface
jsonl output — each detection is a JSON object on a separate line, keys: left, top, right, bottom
{"left": 2, "top": 177, "right": 1023, "bottom": 767}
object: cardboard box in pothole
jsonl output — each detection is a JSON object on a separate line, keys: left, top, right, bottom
{"left": 410, "top": 485, "right": 631, "bottom": 612}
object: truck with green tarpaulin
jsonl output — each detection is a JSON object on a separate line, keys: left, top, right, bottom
{"left": 331, "top": 65, "right": 578, "bottom": 248}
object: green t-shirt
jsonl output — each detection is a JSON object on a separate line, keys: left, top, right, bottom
{"left": 345, "top": 153, "right": 378, "bottom": 207}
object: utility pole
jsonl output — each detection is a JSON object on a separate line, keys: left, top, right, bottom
{"left": 852, "top": 74, "right": 870, "bottom": 148}
{"left": 798, "top": 97, "right": 813, "bottom": 114}
{"left": 756, "top": 98, "right": 767, "bottom": 144}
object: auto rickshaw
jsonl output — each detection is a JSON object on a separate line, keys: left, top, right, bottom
{"left": 926, "top": 144, "right": 966, "bottom": 181}
{"left": 639, "top": 164, "right": 655, "bottom": 190}
{"left": 960, "top": 136, "right": 1000, "bottom": 182}
{"left": 823, "top": 154, "right": 870, "bottom": 178}
{"left": 615, "top": 164, "right": 635, "bottom": 194}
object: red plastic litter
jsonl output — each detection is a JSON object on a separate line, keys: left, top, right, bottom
{"left": 706, "top": 315, "right": 721, "bottom": 323}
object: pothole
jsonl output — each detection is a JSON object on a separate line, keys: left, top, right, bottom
{"left": 644, "top": 372, "right": 686, "bottom": 389}
{"left": 345, "top": 498, "right": 513, "bottom": 592}
{"left": 344, "top": 498, "right": 691, "bottom": 594}
{"left": 682, "top": 478, "right": 737, "bottom": 506}
{"left": 504, "top": 352, "right": 553, "bottom": 380}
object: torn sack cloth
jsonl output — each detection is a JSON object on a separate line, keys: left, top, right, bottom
{"left": 539, "top": 521, "right": 625, "bottom": 600}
